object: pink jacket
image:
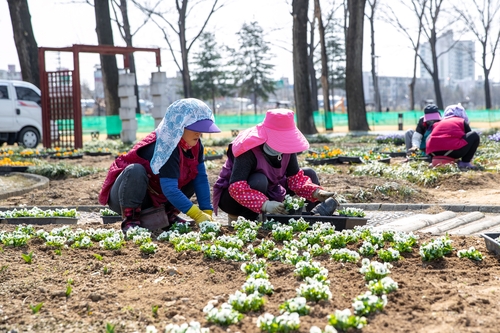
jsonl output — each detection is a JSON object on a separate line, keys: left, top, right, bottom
{"left": 426, "top": 117, "right": 467, "bottom": 154}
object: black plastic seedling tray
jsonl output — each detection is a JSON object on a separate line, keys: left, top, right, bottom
{"left": 0, "top": 166, "right": 29, "bottom": 174}
{"left": 305, "top": 158, "right": 340, "bottom": 165}
{"left": 0, "top": 217, "right": 78, "bottom": 225}
{"left": 264, "top": 213, "right": 368, "bottom": 231}
{"left": 388, "top": 152, "right": 407, "bottom": 157}
{"left": 205, "top": 154, "right": 223, "bottom": 161}
{"left": 338, "top": 156, "right": 363, "bottom": 164}
{"left": 101, "top": 215, "right": 122, "bottom": 224}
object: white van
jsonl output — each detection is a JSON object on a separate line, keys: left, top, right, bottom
{"left": 0, "top": 79, "right": 54, "bottom": 148}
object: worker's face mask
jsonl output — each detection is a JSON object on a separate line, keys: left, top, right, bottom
{"left": 263, "top": 143, "right": 283, "bottom": 161}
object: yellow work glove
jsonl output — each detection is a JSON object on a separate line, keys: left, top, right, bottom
{"left": 186, "top": 205, "right": 213, "bottom": 223}
{"left": 203, "top": 209, "right": 213, "bottom": 218}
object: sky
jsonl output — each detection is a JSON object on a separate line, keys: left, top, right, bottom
{"left": 0, "top": 0, "right": 490, "bottom": 91}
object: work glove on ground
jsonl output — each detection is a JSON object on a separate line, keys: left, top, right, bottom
{"left": 262, "top": 200, "right": 287, "bottom": 215}
{"left": 312, "top": 189, "right": 336, "bottom": 202}
{"left": 186, "top": 205, "right": 213, "bottom": 223}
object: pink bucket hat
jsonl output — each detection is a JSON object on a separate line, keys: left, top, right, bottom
{"left": 232, "top": 109, "right": 310, "bottom": 157}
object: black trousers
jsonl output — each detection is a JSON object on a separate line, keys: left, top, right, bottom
{"left": 218, "top": 167, "right": 320, "bottom": 220}
{"left": 431, "top": 131, "right": 480, "bottom": 162}
{"left": 107, "top": 163, "right": 194, "bottom": 215}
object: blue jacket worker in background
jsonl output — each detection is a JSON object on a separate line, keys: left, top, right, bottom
{"left": 404, "top": 104, "right": 442, "bottom": 156}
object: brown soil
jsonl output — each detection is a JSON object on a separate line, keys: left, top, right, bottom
{"left": 1, "top": 226, "right": 499, "bottom": 333}
{"left": 1, "top": 146, "right": 499, "bottom": 207}
{"left": 1, "top": 144, "right": 500, "bottom": 333}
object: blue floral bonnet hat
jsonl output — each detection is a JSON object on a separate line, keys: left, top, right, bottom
{"left": 150, "top": 98, "right": 220, "bottom": 174}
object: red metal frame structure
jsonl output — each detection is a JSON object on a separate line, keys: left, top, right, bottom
{"left": 38, "top": 44, "right": 161, "bottom": 148}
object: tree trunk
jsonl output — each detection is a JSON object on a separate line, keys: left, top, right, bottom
{"left": 7, "top": 0, "right": 39, "bottom": 87}
{"left": 482, "top": 52, "right": 492, "bottom": 110}
{"left": 345, "top": 0, "right": 369, "bottom": 131}
{"left": 484, "top": 73, "right": 491, "bottom": 110}
{"left": 315, "top": 0, "right": 332, "bottom": 130}
{"left": 253, "top": 91, "right": 258, "bottom": 115}
{"left": 368, "top": 1, "right": 381, "bottom": 112}
{"left": 429, "top": 29, "right": 443, "bottom": 110}
{"left": 308, "top": 18, "right": 319, "bottom": 113}
{"left": 95, "top": 0, "right": 120, "bottom": 117}
{"left": 409, "top": 45, "right": 419, "bottom": 111}
{"left": 178, "top": 1, "right": 192, "bottom": 98}
{"left": 293, "top": 0, "right": 317, "bottom": 135}
{"left": 118, "top": 0, "right": 140, "bottom": 114}
{"left": 421, "top": 43, "right": 444, "bottom": 110}
{"left": 408, "top": 78, "right": 416, "bottom": 111}
{"left": 211, "top": 86, "right": 216, "bottom": 115}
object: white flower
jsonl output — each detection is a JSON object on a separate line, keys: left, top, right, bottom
{"left": 145, "top": 325, "right": 157, "bottom": 333}
{"left": 353, "top": 300, "right": 365, "bottom": 312}
{"left": 310, "top": 327, "right": 322, "bottom": 333}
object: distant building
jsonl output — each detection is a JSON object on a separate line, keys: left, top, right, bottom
{"left": 420, "top": 30, "right": 475, "bottom": 82}
{"left": 363, "top": 72, "right": 412, "bottom": 111}
{"left": 0, "top": 65, "right": 22, "bottom": 80}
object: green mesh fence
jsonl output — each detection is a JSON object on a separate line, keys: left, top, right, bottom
{"left": 80, "top": 110, "right": 500, "bottom": 135}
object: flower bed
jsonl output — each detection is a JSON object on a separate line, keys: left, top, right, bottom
{"left": 100, "top": 208, "right": 121, "bottom": 224}
{"left": 377, "top": 145, "right": 407, "bottom": 157}
{"left": 0, "top": 207, "right": 78, "bottom": 225}
{"left": 204, "top": 148, "right": 224, "bottom": 160}
{"left": 84, "top": 147, "right": 113, "bottom": 157}
{"left": 375, "top": 134, "right": 405, "bottom": 145}
{"left": 50, "top": 152, "right": 84, "bottom": 160}
{"left": 0, "top": 157, "right": 34, "bottom": 173}
{"left": 305, "top": 147, "right": 342, "bottom": 165}
{"left": 18, "top": 149, "right": 49, "bottom": 159}
{"left": 264, "top": 214, "right": 368, "bottom": 230}
{"left": 338, "top": 150, "right": 391, "bottom": 164}
{"left": 0, "top": 222, "right": 498, "bottom": 332}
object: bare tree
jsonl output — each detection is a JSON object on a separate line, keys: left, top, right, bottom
{"left": 315, "top": 0, "right": 332, "bottom": 130}
{"left": 7, "top": 0, "right": 39, "bottom": 87}
{"left": 345, "top": 0, "right": 369, "bottom": 131}
{"left": 366, "top": 0, "right": 381, "bottom": 112}
{"left": 133, "top": 0, "right": 224, "bottom": 98}
{"left": 414, "top": 0, "right": 460, "bottom": 110}
{"left": 94, "top": 0, "right": 120, "bottom": 118}
{"left": 111, "top": 0, "right": 153, "bottom": 113}
{"left": 382, "top": 0, "right": 427, "bottom": 111}
{"left": 454, "top": 0, "right": 500, "bottom": 110}
{"left": 293, "top": 0, "right": 317, "bottom": 134}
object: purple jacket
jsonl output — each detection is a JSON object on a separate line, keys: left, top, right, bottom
{"left": 212, "top": 145, "right": 290, "bottom": 214}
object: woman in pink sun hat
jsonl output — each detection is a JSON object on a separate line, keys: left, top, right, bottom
{"left": 212, "top": 109, "right": 338, "bottom": 222}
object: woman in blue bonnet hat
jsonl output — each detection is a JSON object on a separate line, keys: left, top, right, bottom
{"left": 99, "top": 98, "right": 221, "bottom": 233}
{"left": 426, "top": 103, "right": 480, "bottom": 170}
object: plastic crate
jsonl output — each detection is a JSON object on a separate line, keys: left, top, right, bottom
{"left": 481, "top": 233, "right": 500, "bottom": 255}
